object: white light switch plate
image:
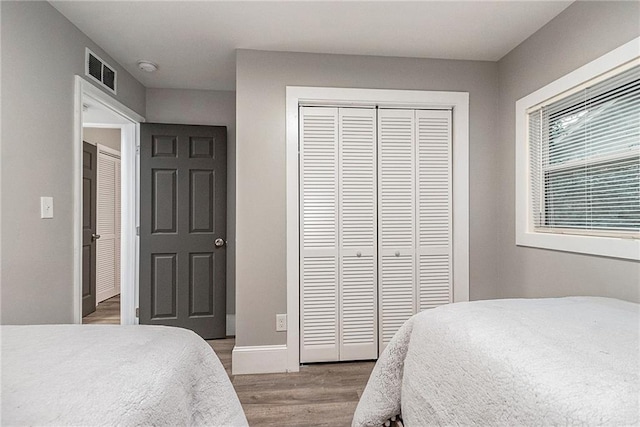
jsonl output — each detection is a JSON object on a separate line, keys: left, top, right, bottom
{"left": 40, "top": 197, "right": 53, "bottom": 219}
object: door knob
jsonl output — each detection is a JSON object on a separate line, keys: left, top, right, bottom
{"left": 92, "top": 234, "right": 101, "bottom": 241}
{"left": 215, "top": 238, "right": 225, "bottom": 248}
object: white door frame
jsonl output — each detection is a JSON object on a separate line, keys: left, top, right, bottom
{"left": 285, "top": 86, "right": 470, "bottom": 372}
{"left": 73, "top": 76, "right": 145, "bottom": 325}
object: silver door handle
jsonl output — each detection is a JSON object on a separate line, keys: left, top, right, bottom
{"left": 215, "top": 238, "right": 225, "bottom": 248}
{"left": 92, "top": 234, "right": 101, "bottom": 241}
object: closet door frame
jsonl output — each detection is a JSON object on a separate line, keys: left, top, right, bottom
{"left": 286, "top": 86, "right": 469, "bottom": 373}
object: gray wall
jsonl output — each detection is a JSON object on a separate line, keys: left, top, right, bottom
{"left": 145, "top": 88, "right": 237, "bottom": 315}
{"left": 495, "top": 1, "right": 640, "bottom": 303}
{"left": 1, "top": 1, "right": 146, "bottom": 324}
{"left": 235, "top": 50, "right": 499, "bottom": 346}
{"left": 83, "top": 128, "right": 121, "bottom": 152}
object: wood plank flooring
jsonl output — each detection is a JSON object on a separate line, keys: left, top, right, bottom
{"left": 81, "top": 304, "right": 375, "bottom": 426}
{"left": 82, "top": 295, "right": 120, "bottom": 324}
{"left": 208, "top": 338, "right": 375, "bottom": 427}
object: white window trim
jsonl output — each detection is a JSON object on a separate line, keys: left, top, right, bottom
{"left": 515, "top": 37, "right": 640, "bottom": 261}
{"left": 285, "top": 86, "right": 469, "bottom": 373}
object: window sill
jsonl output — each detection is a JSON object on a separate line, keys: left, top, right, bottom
{"left": 516, "top": 230, "right": 640, "bottom": 261}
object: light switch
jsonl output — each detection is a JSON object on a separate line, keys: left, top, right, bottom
{"left": 40, "top": 197, "right": 53, "bottom": 219}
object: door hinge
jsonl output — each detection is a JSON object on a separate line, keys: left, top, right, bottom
{"left": 136, "top": 145, "right": 140, "bottom": 155}
{"left": 135, "top": 307, "right": 139, "bottom": 318}
{"left": 136, "top": 226, "right": 140, "bottom": 236}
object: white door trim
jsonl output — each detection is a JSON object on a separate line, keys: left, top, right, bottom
{"left": 73, "top": 76, "right": 145, "bottom": 325}
{"left": 285, "top": 86, "right": 470, "bottom": 373}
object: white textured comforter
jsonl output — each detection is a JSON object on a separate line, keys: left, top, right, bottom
{"left": 353, "top": 297, "right": 640, "bottom": 426}
{"left": 1, "top": 325, "right": 248, "bottom": 426}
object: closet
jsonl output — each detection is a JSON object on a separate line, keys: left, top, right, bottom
{"left": 96, "top": 145, "right": 121, "bottom": 303}
{"left": 299, "top": 106, "right": 452, "bottom": 363}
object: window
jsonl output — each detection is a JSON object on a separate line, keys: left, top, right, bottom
{"left": 516, "top": 37, "right": 640, "bottom": 260}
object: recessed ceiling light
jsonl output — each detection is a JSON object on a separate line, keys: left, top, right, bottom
{"left": 137, "top": 60, "right": 158, "bottom": 73}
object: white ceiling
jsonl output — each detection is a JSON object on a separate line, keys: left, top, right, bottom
{"left": 51, "top": 1, "right": 573, "bottom": 91}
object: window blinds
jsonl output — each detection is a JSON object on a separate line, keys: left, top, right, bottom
{"left": 528, "top": 63, "right": 640, "bottom": 236}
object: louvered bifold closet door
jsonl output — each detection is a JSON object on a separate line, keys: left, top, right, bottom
{"left": 96, "top": 148, "right": 121, "bottom": 303}
{"left": 339, "top": 108, "right": 378, "bottom": 361}
{"left": 378, "top": 109, "right": 416, "bottom": 353}
{"left": 114, "top": 160, "right": 121, "bottom": 296}
{"left": 300, "top": 107, "right": 340, "bottom": 363}
{"left": 416, "top": 110, "right": 452, "bottom": 311}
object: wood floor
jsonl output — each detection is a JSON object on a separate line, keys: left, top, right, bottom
{"left": 82, "top": 304, "right": 375, "bottom": 426}
{"left": 82, "top": 294, "right": 120, "bottom": 324}
{"left": 208, "top": 338, "right": 375, "bottom": 427}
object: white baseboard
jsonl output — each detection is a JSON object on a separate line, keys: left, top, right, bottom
{"left": 226, "top": 314, "right": 235, "bottom": 336}
{"left": 232, "top": 344, "right": 288, "bottom": 375}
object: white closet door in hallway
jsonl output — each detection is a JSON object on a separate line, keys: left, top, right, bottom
{"left": 96, "top": 145, "right": 121, "bottom": 303}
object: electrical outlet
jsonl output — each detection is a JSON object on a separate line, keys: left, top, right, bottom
{"left": 276, "top": 314, "right": 287, "bottom": 332}
{"left": 40, "top": 197, "right": 54, "bottom": 219}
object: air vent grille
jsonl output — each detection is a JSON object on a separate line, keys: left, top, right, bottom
{"left": 88, "top": 53, "right": 102, "bottom": 81}
{"left": 85, "top": 48, "right": 117, "bottom": 94}
{"left": 102, "top": 65, "right": 115, "bottom": 91}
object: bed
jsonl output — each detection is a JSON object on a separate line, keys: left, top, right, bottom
{"left": 353, "top": 297, "right": 640, "bottom": 426}
{"left": 1, "top": 324, "right": 248, "bottom": 426}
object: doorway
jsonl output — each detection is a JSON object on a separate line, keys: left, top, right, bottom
{"left": 81, "top": 126, "right": 122, "bottom": 324}
{"left": 73, "top": 76, "right": 145, "bottom": 325}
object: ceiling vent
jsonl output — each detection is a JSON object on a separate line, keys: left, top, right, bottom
{"left": 85, "top": 48, "right": 117, "bottom": 94}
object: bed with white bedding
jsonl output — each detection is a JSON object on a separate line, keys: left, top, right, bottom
{"left": 353, "top": 297, "right": 640, "bottom": 426}
{"left": 1, "top": 324, "right": 248, "bottom": 426}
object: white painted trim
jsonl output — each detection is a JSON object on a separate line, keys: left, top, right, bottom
{"left": 97, "top": 143, "right": 121, "bottom": 158}
{"left": 226, "top": 314, "right": 236, "bottom": 336}
{"left": 515, "top": 37, "right": 640, "bottom": 261}
{"left": 231, "top": 345, "right": 288, "bottom": 375}
{"left": 73, "top": 76, "right": 144, "bottom": 325}
{"left": 286, "top": 86, "right": 470, "bottom": 373}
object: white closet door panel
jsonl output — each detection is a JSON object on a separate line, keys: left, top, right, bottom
{"left": 96, "top": 148, "right": 121, "bottom": 303}
{"left": 97, "top": 155, "right": 116, "bottom": 235}
{"left": 340, "top": 254, "right": 377, "bottom": 360}
{"left": 300, "top": 255, "right": 339, "bottom": 363}
{"left": 301, "top": 107, "right": 339, "bottom": 250}
{"left": 379, "top": 252, "right": 415, "bottom": 349}
{"left": 339, "top": 108, "right": 377, "bottom": 248}
{"left": 416, "top": 110, "right": 452, "bottom": 312}
{"left": 300, "top": 107, "right": 340, "bottom": 363}
{"left": 115, "top": 161, "right": 121, "bottom": 294}
{"left": 378, "top": 109, "right": 416, "bottom": 353}
{"left": 418, "top": 254, "right": 450, "bottom": 310}
{"left": 339, "top": 108, "right": 377, "bottom": 360}
{"left": 378, "top": 109, "right": 415, "bottom": 249}
{"left": 96, "top": 239, "right": 116, "bottom": 296}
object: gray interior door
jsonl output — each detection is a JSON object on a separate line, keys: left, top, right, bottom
{"left": 82, "top": 142, "right": 98, "bottom": 317}
{"left": 139, "top": 123, "right": 227, "bottom": 339}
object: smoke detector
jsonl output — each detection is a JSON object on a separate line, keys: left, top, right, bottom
{"left": 137, "top": 60, "right": 158, "bottom": 73}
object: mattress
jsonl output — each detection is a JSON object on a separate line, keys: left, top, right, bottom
{"left": 353, "top": 297, "right": 640, "bottom": 426}
{"left": 1, "top": 324, "right": 248, "bottom": 426}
